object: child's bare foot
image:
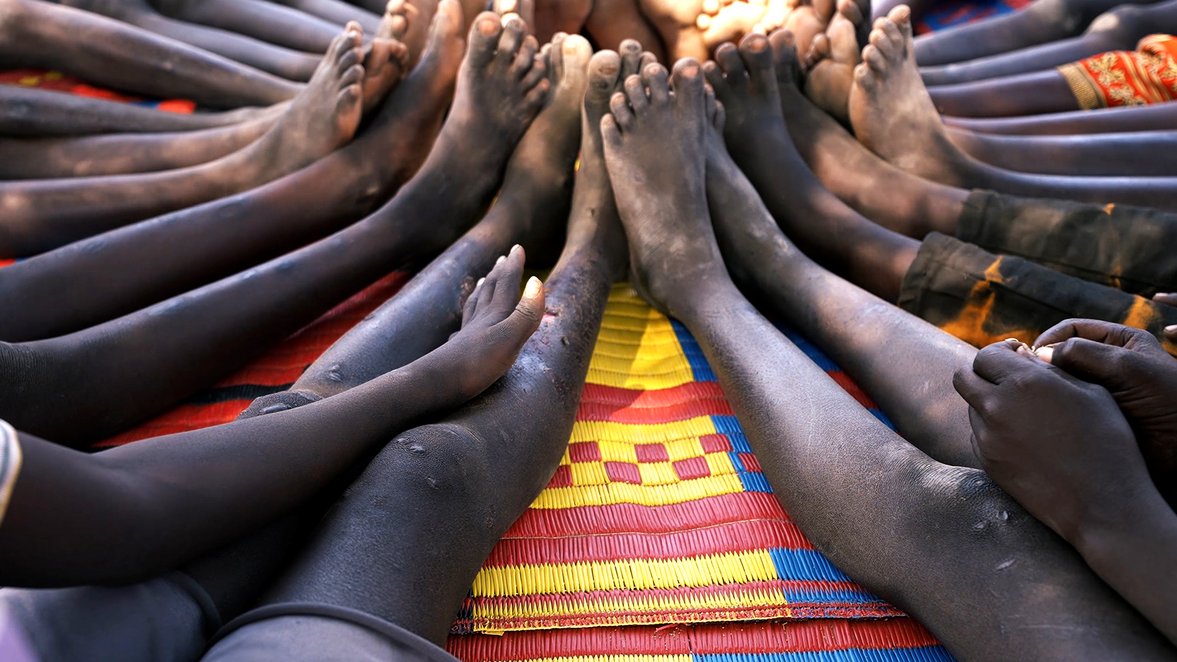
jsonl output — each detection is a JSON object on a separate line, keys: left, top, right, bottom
{"left": 803, "top": 0, "right": 864, "bottom": 122}
{"left": 601, "top": 58, "right": 726, "bottom": 317}
{"left": 847, "top": 5, "right": 967, "bottom": 179}
{"left": 362, "top": 10, "right": 411, "bottom": 111}
{"left": 251, "top": 26, "right": 366, "bottom": 174}
{"left": 704, "top": 33, "right": 784, "bottom": 162}
{"left": 389, "top": 0, "right": 439, "bottom": 65}
{"left": 449, "top": 12, "right": 551, "bottom": 159}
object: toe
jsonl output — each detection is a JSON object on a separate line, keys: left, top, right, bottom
{"left": 338, "top": 44, "right": 363, "bottom": 74}
{"left": 671, "top": 58, "right": 706, "bottom": 113}
{"left": 869, "top": 24, "right": 898, "bottom": 61}
{"left": 495, "top": 14, "right": 527, "bottom": 67}
{"left": 853, "top": 62, "right": 876, "bottom": 91}
{"left": 586, "top": 50, "right": 623, "bottom": 111}
{"left": 511, "top": 33, "right": 539, "bottom": 77}
{"left": 643, "top": 62, "right": 671, "bottom": 106}
{"left": 337, "top": 83, "right": 363, "bottom": 113}
{"left": 341, "top": 63, "right": 365, "bottom": 88}
{"left": 862, "top": 43, "right": 884, "bottom": 71}
{"left": 624, "top": 72, "right": 649, "bottom": 113}
{"left": 549, "top": 33, "right": 567, "bottom": 82}
{"left": 768, "top": 29, "right": 801, "bottom": 86}
{"left": 702, "top": 61, "right": 727, "bottom": 98}
{"left": 620, "top": 39, "right": 644, "bottom": 80}
{"left": 805, "top": 33, "right": 831, "bottom": 69}
{"left": 520, "top": 50, "right": 548, "bottom": 90}
{"left": 715, "top": 43, "right": 747, "bottom": 84}
{"left": 738, "top": 33, "right": 775, "bottom": 85}
{"left": 610, "top": 90, "right": 636, "bottom": 131}
{"left": 466, "top": 12, "right": 504, "bottom": 68}
{"left": 600, "top": 113, "right": 624, "bottom": 147}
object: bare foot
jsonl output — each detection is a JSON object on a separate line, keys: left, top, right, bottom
{"left": 803, "top": 0, "right": 864, "bottom": 122}
{"left": 447, "top": 12, "right": 550, "bottom": 162}
{"left": 389, "top": 0, "right": 439, "bottom": 66}
{"left": 252, "top": 26, "right": 366, "bottom": 174}
{"left": 601, "top": 58, "right": 726, "bottom": 317}
{"left": 362, "top": 11, "right": 411, "bottom": 111}
{"left": 703, "top": 32, "right": 785, "bottom": 158}
{"left": 847, "top": 5, "right": 965, "bottom": 180}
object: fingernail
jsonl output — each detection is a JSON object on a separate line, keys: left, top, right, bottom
{"left": 510, "top": 244, "right": 522, "bottom": 257}
{"left": 1167, "top": 324, "right": 1177, "bottom": 333}
{"left": 1034, "top": 346, "right": 1054, "bottom": 363}
{"left": 523, "top": 276, "right": 543, "bottom": 299}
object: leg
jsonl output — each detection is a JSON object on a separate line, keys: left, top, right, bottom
{"left": 0, "top": 6, "right": 549, "bottom": 443}
{"left": 0, "top": 0, "right": 302, "bottom": 108}
{"left": 0, "top": 119, "right": 277, "bottom": 180}
{"left": 946, "top": 127, "right": 1177, "bottom": 177}
{"left": 59, "top": 0, "right": 324, "bottom": 81}
{"left": 707, "top": 34, "right": 978, "bottom": 467}
{"left": 919, "top": 0, "right": 1177, "bottom": 85}
{"left": 294, "top": 33, "right": 599, "bottom": 395}
{"left": 151, "top": 0, "right": 343, "bottom": 53}
{"left": 846, "top": 10, "right": 1177, "bottom": 210}
{"left": 0, "top": 85, "right": 279, "bottom": 137}
{"left": 204, "top": 49, "right": 627, "bottom": 653}
{"left": 605, "top": 53, "right": 1176, "bottom": 661}
{"left": 911, "top": 0, "right": 1159, "bottom": 66}
{"left": 0, "top": 0, "right": 465, "bottom": 343}
{"left": 271, "top": 0, "right": 385, "bottom": 34}
{"left": 945, "top": 101, "right": 1177, "bottom": 135}
{"left": 0, "top": 25, "right": 404, "bottom": 255}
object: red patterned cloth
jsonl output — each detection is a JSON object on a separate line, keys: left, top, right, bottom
{"left": 1059, "top": 34, "right": 1177, "bottom": 109}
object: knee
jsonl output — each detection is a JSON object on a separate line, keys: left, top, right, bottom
{"left": 357, "top": 423, "right": 498, "bottom": 525}
{"left": 916, "top": 465, "right": 1039, "bottom": 543}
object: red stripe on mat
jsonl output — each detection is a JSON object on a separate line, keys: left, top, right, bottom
{"left": 485, "top": 518, "right": 812, "bottom": 567}
{"left": 447, "top": 618, "right": 937, "bottom": 659}
{"left": 577, "top": 382, "right": 734, "bottom": 422}
{"left": 505, "top": 492, "right": 789, "bottom": 538}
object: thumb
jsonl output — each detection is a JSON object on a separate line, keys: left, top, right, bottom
{"left": 1040, "top": 337, "right": 1135, "bottom": 391}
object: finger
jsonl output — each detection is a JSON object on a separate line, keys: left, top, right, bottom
{"left": 971, "top": 340, "right": 1045, "bottom": 385}
{"left": 492, "top": 275, "right": 545, "bottom": 347}
{"left": 1154, "top": 292, "right": 1177, "bottom": 307}
{"left": 488, "top": 244, "right": 527, "bottom": 317}
{"left": 952, "top": 365, "right": 994, "bottom": 412}
{"left": 1034, "top": 318, "right": 1142, "bottom": 349}
{"left": 475, "top": 255, "right": 504, "bottom": 314}
{"left": 1041, "top": 337, "right": 1139, "bottom": 388}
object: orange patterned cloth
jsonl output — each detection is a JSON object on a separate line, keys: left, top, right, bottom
{"left": 1058, "top": 34, "right": 1177, "bottom": 109}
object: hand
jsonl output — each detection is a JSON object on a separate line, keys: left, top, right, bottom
{"left": 953, "top": 340, "right": 1151, "bottom": 544}
{"left": 1034, "top": 319, "right": 1177, "bottom": 495}
{"left": 432, "top": 244, "right": 544, "bottom": 402}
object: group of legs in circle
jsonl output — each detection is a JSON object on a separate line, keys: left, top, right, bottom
{"left": 0, "top": 0, "right": 1174, "bottom": 659}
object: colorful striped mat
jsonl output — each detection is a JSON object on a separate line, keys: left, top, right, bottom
{"left": 452, "top": 285, "right": 903, "bottom": 633}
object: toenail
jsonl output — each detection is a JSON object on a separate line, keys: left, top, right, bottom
{"left": 477, "top": 16, "right": 499, "bottom": 34}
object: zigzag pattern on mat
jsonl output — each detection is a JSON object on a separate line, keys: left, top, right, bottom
{"left": 453, "top": 286, "right": 905, "bottom": 633}
{"left": 447, "top": 618, "right": 951, "bottom": 661}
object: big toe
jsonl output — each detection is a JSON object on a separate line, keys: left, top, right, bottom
{"left": 672, "top": 58, "right": 706, "bottom": 114}
{"left": 738, "top": 32, "right": 776, "bottom": 89}
{"left": 585, "top": 50, "right": 622, "bottom": 114}
{"left": 466, "top": 11, "right": 505, "bottom": 67}
{"left": 559, "top": 34, "right": 593, "bottom": 89}
{"left": 769, "top": 29, "right": 802, "bottom": 86}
